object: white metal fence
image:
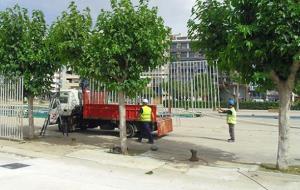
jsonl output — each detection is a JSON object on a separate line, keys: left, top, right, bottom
{"left": 0, "top": 76, "right": 24, "bottom": 140}
{"left": 87, "top": 60, "right": 220, "bottom": 114}
{"left": 168, "top": 61, "right": 220, "bottom": 111}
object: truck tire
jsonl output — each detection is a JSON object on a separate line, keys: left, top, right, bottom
{"left": 126, "top": 123, "right": 136, "bottom": 138}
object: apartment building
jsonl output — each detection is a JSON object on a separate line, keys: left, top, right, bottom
{"left": 51, "top": 67, "right": 80, "bottom": 92}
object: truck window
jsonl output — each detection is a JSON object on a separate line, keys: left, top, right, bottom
{"left": 59, "top": 96, "right": 68, "bottom": 104}
{"left": 59, "top": 92, "right": 69, "bottom": 104}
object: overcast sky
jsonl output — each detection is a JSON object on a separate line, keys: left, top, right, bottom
{"left": 0, "top": 0, "right": 196, "bottom": 35}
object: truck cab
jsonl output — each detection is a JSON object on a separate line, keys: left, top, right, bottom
{"left": 58, "top": 89, "right": 82, "bottom": 116}
{"left": 50, "top": 89, "right": 82, "bottom": 131}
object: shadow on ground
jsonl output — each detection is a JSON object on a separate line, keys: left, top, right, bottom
{"left": 33, "top": 126, "right": 237, "bottom": 167}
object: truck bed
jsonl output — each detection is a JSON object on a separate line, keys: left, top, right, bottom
{"left": 83, "top": 104, "right": 172, "bottom": 136}
{"left": 83, "top": 104, "right": 157, "bottom": 121}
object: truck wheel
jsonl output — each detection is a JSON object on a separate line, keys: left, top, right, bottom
{"left": 126, "top": 123, "right": 136, "bottom": 138}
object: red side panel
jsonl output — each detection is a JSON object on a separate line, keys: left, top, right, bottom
{"left": 83, "top": 103, "right": 157, "bottom": 122}
{"left": 156, "top": 117, "right": 173, "bottom": 137}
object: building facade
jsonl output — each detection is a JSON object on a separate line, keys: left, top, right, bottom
{"left": 51, "top": 67, "right": 80, "bottom": 92}
{"left": 170, "top": 34, "right": 205, "bottom": 61}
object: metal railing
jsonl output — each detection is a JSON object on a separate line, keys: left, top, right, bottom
{"left": 0, "top": 76, "right": 24, "bottom": 140}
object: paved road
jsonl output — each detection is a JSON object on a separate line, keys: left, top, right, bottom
{"left": 0, "top": 110, "right": 299, "bottom": 190}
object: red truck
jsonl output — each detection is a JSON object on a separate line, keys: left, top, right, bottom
{"left": 51, "top": 89, "right": 173, "bottom": 137}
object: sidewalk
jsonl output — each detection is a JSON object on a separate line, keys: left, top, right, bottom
{"left": 0, "top": 144, "right": 299, "bottom": 190}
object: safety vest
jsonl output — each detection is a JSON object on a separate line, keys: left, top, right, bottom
{"left": 227, "top": 107, "right": 237, "bottom": 124}
{"left": 140, "top": 106, "right": 152, "bottom": 122}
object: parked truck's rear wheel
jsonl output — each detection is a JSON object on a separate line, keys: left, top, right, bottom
{"left": 126, "top": 123, "right": 136, "bottom": 138}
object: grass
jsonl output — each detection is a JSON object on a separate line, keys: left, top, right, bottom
{"left": 260, "top": 163, "right": 300, "bottom": 175}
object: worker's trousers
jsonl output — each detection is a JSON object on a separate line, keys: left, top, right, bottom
{"left": 139, "top": 122, "right": 154, "bottom": 143}
{"left": 228, "top": 123, "right": 235, "bottom": 140}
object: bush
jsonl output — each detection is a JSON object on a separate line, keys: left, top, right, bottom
{"left": 221, "top": 101, "right": 300, "bottom": 110}
{"left": 163, "top": 100, "right": 300, "bottom": 110}
{"left": 291, "top": 101, "right": 300, "bottom": 110}
{"left": 240, "top": 101, "right": 278, "bottom": 110}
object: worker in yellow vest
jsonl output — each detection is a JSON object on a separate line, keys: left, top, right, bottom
{"left": 137, "top": 99, "right": 154, "bottom": 144}
{"left": 218, "top": 99, "right": 237, "bottom": 142}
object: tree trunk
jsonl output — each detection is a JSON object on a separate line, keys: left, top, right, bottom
{"left": 118, "top": 91, "right": 128, "bottom": 154}
{"left": 28, "top": 95, "right": 34, "bottom": 139}
{"left": 276, "top": 82, "right": 291, "bottom": 170}
{"left": 271, "top": 62, "right": 299, "bottom": 170}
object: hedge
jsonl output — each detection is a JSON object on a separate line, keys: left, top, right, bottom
{"left": 163, "top": 100, "right": 300, "bottom": 110}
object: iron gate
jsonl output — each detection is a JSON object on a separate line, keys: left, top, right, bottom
{"left": 87, "top": 60, "right": 220, "bottom": 113}
{"left": 0, "top": 76, "right": 24, "bottom": 140}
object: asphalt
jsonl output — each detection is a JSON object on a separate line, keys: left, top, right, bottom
{"left": 0, "top": 109, "right": 299, "bottom": 190}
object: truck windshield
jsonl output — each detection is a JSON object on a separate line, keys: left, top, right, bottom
{"left": 59, "top": 92, "right": 69, "bottom": 104}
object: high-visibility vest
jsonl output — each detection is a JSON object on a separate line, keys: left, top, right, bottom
{"left": 140, "top": 106, "right": 152, "bottom": 122}
{"left": 227, "top": 107, "right": 237, "bottom": 124}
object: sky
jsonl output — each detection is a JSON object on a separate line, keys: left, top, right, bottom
{"left": 0, "top": 0, "right": 196, "bottom": 35}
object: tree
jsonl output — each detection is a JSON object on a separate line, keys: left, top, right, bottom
{"left": 0, "top": 5, "right": 59, "bottom": 139}
{"left": 51, "top": 0, "right": 170, "bottom": 154}
{"left": 188, "top": 0, "right": 300, "bottom": 169}
{"left": 87, "top": 0, "right": 170, "bottom": 154}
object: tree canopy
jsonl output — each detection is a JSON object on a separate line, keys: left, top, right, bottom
{"left": 82, "top": 0, "right": 171, "bottom": 96}
{"left": 0, "top": 5, "right": 59, "bottom": 96}
{"left": 48, "top": 1, "right": 92, "bottom": 70}
{"left": 188, "top": 0, "right": 300, "bottom": 83}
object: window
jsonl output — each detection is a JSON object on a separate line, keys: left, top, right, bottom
{"left": 59, "top": 92, "right": 69, "bottom": 104}
{"left": 180, "top": 52, "right": 188, "bottom": 58}
{"left": 59, "top": 95, "right": 69, "bottom": 104}
{"left": 66, "top": 70, "right": 73, "bottom": 74}
{"left": 171, "top": 43, "right": 177, "bottom": 49}
{"left": 181, "top": 42, "right": 188, "bottom": 49}
{"left": 189, "top": 52, "right": 195, "bottom": 58}
{"left": 171, "top": 52, "right": 177, "bottom": 58}
{"left": 177, "top": 43, "right": 182, "bottom": 49}
{"left": 72, "top": 79, "right": 80, "bottom": 83}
